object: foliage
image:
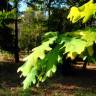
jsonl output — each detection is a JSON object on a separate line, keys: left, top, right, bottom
{"left": 18, "top": 27, "right": 96, "bottom": 89}
{"left": 48, "top": 9, "right": 69, "bottom": 33}
{"left": 18, "top": 0, "right": 96, "bottom": 89}
{"left": 0, "top": 1, "right": 17, "bottom": 53}
{"left": 67, "top": 0, "right": 96, "bottom": 23}
{"left": 19, "top": 7, "right": 47, "bottom": 51}
{"left": 18, "top": 34, "right": 57, "bottom": 89}
{"left": 26, "top": 0, "right": 68, "bottom": 9}
{"left": 0, "top": 9, "right": 15, "bottom": 25}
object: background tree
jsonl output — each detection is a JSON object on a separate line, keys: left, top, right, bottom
{"left": 19, "top": 7, "right": 47, "bottom": 53}
{"left": 14, "top": 0, "right": 19, "bottom": 62}
{"left": 0, "top": 0, "right": 23, "bottom": 62}
{"left": 0, "top": 0, "right": 15, "bottom": 53}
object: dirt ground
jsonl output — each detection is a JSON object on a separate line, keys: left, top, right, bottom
{"left": 0, "top": 60, "right": 96, "bottom": 96}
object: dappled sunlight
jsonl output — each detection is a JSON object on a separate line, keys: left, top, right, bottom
{"left": 0, "top": 0, "right": 96, "bottom": 95}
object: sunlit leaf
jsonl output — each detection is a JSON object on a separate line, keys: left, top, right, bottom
{"left": 64, "top": 38, "right": 86, "bottom": 59}
{"left": 17, "top": 36, "right": 57, "bottom": 77}
{"left": 23, "top": 67, "right": 37, "bottom": 89}
{"left": 87, "top": 46, "right": 94, "bottom": 56}
{"left": 67, "top": 0, "right": 96, "bottom": 23}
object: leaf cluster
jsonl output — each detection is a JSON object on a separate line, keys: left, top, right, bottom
{"left": 67, "top": 0, "right": 96, "bottom": 23}
{"left": 0, "top": 9, "right": 16, "bottom": 24}
{"left": 18, "top": 27, "right": 96, "bottom": 89}
{"left": 17, "top": 0, "right": 96, "bottom": 89}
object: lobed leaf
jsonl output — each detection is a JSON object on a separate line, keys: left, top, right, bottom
{"left": 17, "top": 36, "right": 57, "bottom": 77}
{"left": 67, "top": 0, "right": 96, "bottom": 23}
{"left": 64, "top": 38, "right": 86, "bottom": 59}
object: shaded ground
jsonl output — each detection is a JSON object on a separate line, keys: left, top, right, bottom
{"left": 0, "top": 60, "right": 96, "bottom": 96}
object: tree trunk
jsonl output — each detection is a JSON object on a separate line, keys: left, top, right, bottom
{"left": 14, "top": 0, "right": 19, "bottom": 63}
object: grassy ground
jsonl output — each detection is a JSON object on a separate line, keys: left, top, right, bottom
{"left": 0, "top": 60, "right": 96, "bottom": 96}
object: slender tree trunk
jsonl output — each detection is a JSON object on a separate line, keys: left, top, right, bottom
{"left": 14, "top": 0, "right": 19, "bottom": 63}
{"left": 48, "top": 0, "right": 51, "bottom": 31}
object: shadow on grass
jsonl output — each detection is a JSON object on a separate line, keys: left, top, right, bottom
{"left": 0, "top": 61, "right": 96, "bottom": 96}
{"left": 0, "top": 61, "right": 22, "bottom": 87}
